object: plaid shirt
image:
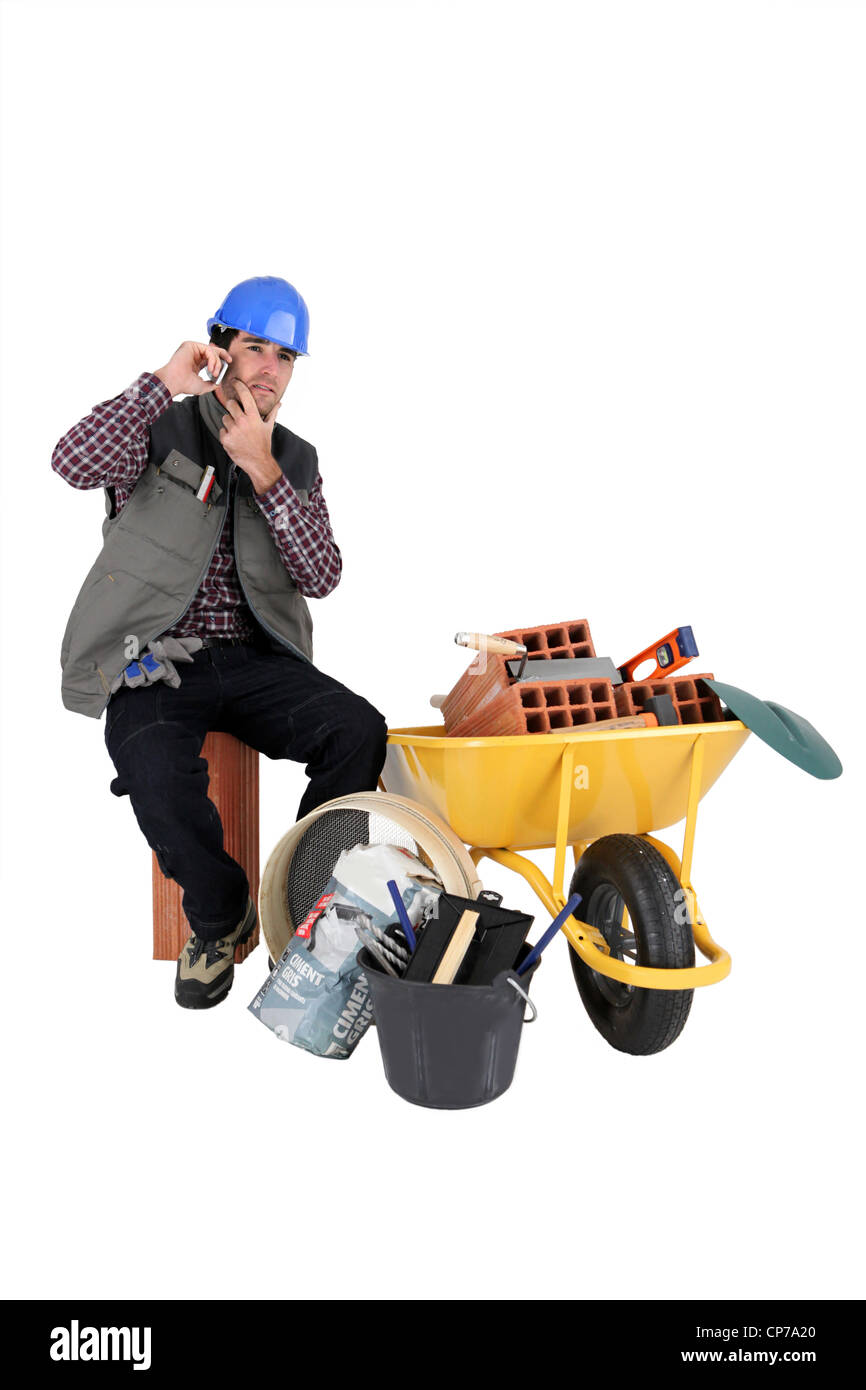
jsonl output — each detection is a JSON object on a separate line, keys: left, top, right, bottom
{"left": 51, "top": 372, "right": 342, "bottom": 640}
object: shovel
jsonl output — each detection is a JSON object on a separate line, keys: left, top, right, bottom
{"left": 704, "top": 680, "right": 843, "bottom": 780}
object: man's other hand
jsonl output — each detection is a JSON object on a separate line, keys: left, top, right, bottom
{"left": 218, "top": 381, "right": 282, "bottom": 492}
{"left": 154, "top": 342, "right": 232, "bottom": 398}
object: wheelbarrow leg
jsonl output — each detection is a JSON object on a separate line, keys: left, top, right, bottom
{"left": 469, "top": 738, "right": 586, "bottom": 918}
{"left": 553, "top": 743, "right": 576, "bottom": 906}
{"left": 470, "top": 846, "right": 563, "bottom": 919}
{"left": 640, "top": 731, "right": 730, "bottom": 978}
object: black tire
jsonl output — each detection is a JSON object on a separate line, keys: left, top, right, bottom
{"left": 568, "top": 834, "right": 695, "bottom": 1055}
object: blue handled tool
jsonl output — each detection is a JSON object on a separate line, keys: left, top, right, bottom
{"left": 386, "top": 878, "right": 417, "bottom": 952}
{"left": 517, "top": 893, "right": 582, "bottom": 976}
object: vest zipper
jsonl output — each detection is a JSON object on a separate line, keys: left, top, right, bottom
{"left": 109, "top": 464, "right": 309, "bottom": 690}
{"left": 234, "top": 487, "right": 311, "bottom": 663}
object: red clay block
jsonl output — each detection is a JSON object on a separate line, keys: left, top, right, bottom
{"left": 441, "top": 656, "right": 509, "bottom": 729}
{"left": 615, "top": 674, "right": 723, "bottom": 725}
{"left": 448, "top": 676, "right": 617, "bottom": 738}
{"left": 497, "top": 619, "right": 596, "bottom": 660}
{"left": 441, "top": 619, "right": 597, "bottom": 732}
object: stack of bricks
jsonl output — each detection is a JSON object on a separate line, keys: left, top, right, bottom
{"left": 442, "top": 620, "right": 597, "bottom": 734}
{"left": 441, "top": 620, "right": 726, "bottom": 736}
{"left": 615, "top": 674, "right": 724, "bottom": 725}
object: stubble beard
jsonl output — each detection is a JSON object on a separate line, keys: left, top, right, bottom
{"left": 219, "top": 377, "right": 270, "bottom": 419}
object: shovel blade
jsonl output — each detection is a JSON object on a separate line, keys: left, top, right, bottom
{"left": 704, "top": 680, "right": 843, "bottom": 780}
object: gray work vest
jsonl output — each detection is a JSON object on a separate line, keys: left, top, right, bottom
{"left": 60, "top": 393, "right": 318, "bottom": 719}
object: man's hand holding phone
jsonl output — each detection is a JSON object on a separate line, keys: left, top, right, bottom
{"left": 155, "top": 342, "right": 232, "bottom": 398}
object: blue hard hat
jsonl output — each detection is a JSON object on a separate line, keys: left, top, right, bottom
{"left": 207, "top": 276, "right": 310, "bottom": 355}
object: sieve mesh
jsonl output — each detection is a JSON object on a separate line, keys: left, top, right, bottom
{"left": 284, "top": 806, "right": 425, "bottom": 932}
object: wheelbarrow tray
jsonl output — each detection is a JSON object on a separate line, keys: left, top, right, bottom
{"left": 382, "top": 723, "right": 750, "bottom": 850}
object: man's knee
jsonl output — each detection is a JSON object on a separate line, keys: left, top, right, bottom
{"left": 346, "top": 693, "right": 388, "bottom": 759}
{"left": 311, "top": 689, "right": 387, "bottom": 761}
{"left": 107, "top": 723, "right": 207, "bottom": 803}
{"left": 353, "top": 693, "right": 388, "bottom": 743}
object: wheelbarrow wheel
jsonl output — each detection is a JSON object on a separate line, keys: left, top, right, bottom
{"left": 568, "top": 834, "right": 694, "bottom": 1055}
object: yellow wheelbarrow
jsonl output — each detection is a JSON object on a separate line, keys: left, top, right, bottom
{"left": 380, "top": 720, "right": 751, "bottom": 1055}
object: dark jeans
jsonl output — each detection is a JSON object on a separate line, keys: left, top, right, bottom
{"left": 104, "top": 640, "right": 388, "bottom": 941}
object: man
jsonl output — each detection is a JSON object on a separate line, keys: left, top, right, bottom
{"left": 53, "top": 276, "right": 388, "bottom": 1010}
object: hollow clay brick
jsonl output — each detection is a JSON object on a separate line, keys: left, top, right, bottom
{"left": 448, "top": 676, "right": 617, "bottom": 737}
{"left": 442, "top": 619, "right": 597, "bottom": 732}
{"left": 614, "top": 674, "right": 723, "bottom": 725}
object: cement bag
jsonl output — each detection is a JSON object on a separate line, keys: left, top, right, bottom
{"left": 249, "top": 844, "right": 441, "bottom": 1059}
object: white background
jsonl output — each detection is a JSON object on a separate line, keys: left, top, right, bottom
{"left": 0, "top": 0, "right": 863, "bottom": 1302}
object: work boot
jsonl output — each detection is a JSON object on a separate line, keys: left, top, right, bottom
{"left": 174, "top": 896, "right": 257, "bottom": 1010}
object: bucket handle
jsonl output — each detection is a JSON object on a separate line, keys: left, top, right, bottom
{"left": 507, "top": 977, "right": 538, "bottom": 1023}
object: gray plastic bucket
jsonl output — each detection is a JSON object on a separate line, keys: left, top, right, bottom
{"left": 359, "top": 946, "right": 538, "bottom": 1109}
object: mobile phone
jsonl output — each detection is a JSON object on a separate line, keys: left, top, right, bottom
{"left": 202, "top": 358, "right": 229, "bottom": 386}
